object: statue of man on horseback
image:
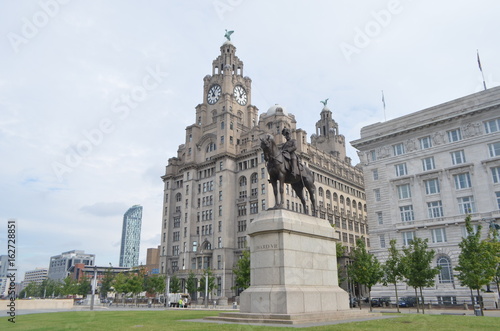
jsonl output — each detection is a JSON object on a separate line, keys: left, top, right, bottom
{"left": 281, "top": 128, "right": 300, "bottom": 177}
{"left": 260, "top": 131, "right": 317, "bottom": 216}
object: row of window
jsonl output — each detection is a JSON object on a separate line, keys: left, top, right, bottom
{"left": 369, "top": 118, "right": 500, "bottom": 161}
{"left": 388, "top": 145, "right": 500, "bottom": 178}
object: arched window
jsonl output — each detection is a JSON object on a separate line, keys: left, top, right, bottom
{"left": 340, "top": 195, "right": 345, "bottom": 204}
{"left": 318, "top": 187, "right": 324, "bottom": 197}
{"left": 333, "top": 193, "right": 338, "bottom": 202}
{"left": 221, "top": 121, "right": 225, "bottom": 129}
{"left": 346, "top": 198, "right": 351, "bottom": 207}
{"left": 358, "top": 202, "right": 363, "bottom": 210}
{"left": 352, "top": 200, "right": 357, "bottom": 210}
{"left": 239, "top": 176, "right": 247, "bottom": 187}
{"left": 437, "top": 256, "right": 453, "bottom": 283}
{"left": 326, "top": 190, "right": 331, "bottom": 200}
{"left": 175, "top": 193, "right": 182, "bottom": 202}
{"left": 250, "top": 173, "right": 258, "bottom": 184}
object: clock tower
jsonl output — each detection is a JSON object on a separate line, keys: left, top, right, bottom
{"left": 188, "top": 38, "right": 258, "bottom": 160}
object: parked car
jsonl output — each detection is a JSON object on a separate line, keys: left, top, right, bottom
{"left": 398, "top": 297, "right": 417, "bottom": 307}
{"left": 371, "top": 297, "right": 390, "bottom": 307}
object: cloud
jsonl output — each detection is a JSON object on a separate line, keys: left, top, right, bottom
{"left": 80, "top": 202, "right": 130, "bottom": 217}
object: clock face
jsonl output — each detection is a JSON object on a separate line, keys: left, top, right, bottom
{"left": 233, "top": 85, "right": 247, "bottom": 106}
{"left": 207, "top": 84, "right": 221, "bottom": 105}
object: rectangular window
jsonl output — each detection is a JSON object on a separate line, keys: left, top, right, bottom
{"left": 461, "top": 224, "right": 480, "bottom": 237}
{"left": 393, "top": 143, "right": 405, "bottom": 156}
{"left": 399, "top": 205, "right": 415, "bottom": 222}
{"left": 402, "top": 231, "right": 415, "bottom": 246}
{"left": 374, "top": 188, "right": 381, "bottom": 202}
{"left": 431, "top": 228, "right": 447, "bottom": 243}
{"left": 491, "top": 166, "right": 500, "bottom": 183}
{"left": 419, "top": 136, "right": 432, "bottom": 149}
{"left": 250, "top": 202, "right": 258, "bottom": 214}
{"left": 397, "top": 184, "right": 411, "bottom": 199}
{"left": 447, "top": 128, "right": 462, "bottom": 142}
{"left": 497, "top": 192, "right": 500, "bottom": 209}
{"left": 451, "top": 150, "right": 466, "bottom": 165}
{"left": 379, "top": 234, "right": 386, "bottom": 248}
{"left": 173, "top": 231, "right": 180, "bottom": 242}
{"left": 488, "top": 142, "right": 500, "bottom": 157}
{"left": 370, "top": 150, "right": 377, "bottom": 161}
{"left": 372, "top": 169, "right": 379, "bottom": 180}
{"left": 458, "top": 196, "right": 476, "bottom": 214}
{"left": 424, "top": 178, "right": 440, "bottom": 195}
{"left": 454, "top": 173, "right": 471, "bottom": 189}
{"left": 427, "top": 201, "right": 444, "bottom": 218}
{"left": 395, "top": 163, "right": 408, "bottom": 177}
{"left": 422, "top": 156, "right": 435, "bottom": 171}
{"left": 484, "top": 118, "right": 500, "bottom": 133}
{"left": 376, "top": 211, "right": 383, "bottom": 224}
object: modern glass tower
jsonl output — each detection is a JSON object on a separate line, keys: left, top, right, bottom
{"left": 119, "top": 205, "right": 143, "bottom": 268}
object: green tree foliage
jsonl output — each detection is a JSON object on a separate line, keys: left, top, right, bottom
{"left": 402, "top": 237, "right": 440, "bottom": 314}
{"left": 455, "top": 215, "right": 498, "bottom": 316}
{"left": 61, "top": 276, "right": 79, "bottom": 297}
{"left": 169, "top": 275, "right": 181, "bottom": 293}
{"left": 186, "top": 271, "right": 198, "bottom": 297}
{"left": 198, "top": 268, "right": 216, "bottom": 304}
{"left": 382, "top": 239, "right": 404, "bottom": 313}
{"left": 100, "top": 268, "right": 115, "bottom": 299}
{"left": 77, "top": 277, "right": 92, "bottom": 297}
{"left": 38, "top": 279, "right": 62, "bottom": 298}
{"left": 349, "top": 238, "right": 383, "bottom": 312}
{"left": 20, "top": 282, "right": 39, "bottom": 298}
{"left": 232, "top": 249, "right": 250, "bottom": 291}
{"left": 126, "top": 273, "right": 144, "bottom": 306}
{"left": 144, "top": 275, "right": 166, "bottom": 297}
{"left": 113, "top": 273, "right": 130, "bottom": 305}
{"left": 336, "top": 243, "right": 348, "bottom": 286}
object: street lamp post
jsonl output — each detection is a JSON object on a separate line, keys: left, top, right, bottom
{"left": 90, "top": 266, "right": 97, "bottom": 311}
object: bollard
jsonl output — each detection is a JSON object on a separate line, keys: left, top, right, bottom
{"left": 464, "top": 303, "right": 468, "bottom": 310}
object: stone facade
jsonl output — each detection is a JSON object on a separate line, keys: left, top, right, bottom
{"left": 351, "top": 86, "right": 500, "bottom": 307}
{"left": 160, "top": 39, "right": 368, "bottom": 300}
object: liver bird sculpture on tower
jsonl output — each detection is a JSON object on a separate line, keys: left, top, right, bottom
{"left": 224, "top": 29, "right": 234, "bottom": 41}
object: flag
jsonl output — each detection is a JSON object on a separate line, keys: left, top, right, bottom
{"left": 381, "top": 90, "right": 386, "bottom": 110}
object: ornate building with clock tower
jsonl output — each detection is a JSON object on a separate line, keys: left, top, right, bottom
{"left": 160, "top": 36, "right": 368, "bottom": 303}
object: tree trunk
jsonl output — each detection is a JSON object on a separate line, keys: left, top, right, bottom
{"left": 414, "top": 287, "right": 419, "bottom": 313}
{"left": 419, "top": 287, "right": 425, "bottom": 314}
{"left": 368, "top": 287, "right": 372, "bottom": 312}
{"left": 470, "top": 288, "right": 474, "bottom": 310}
{"left": 394, "top": 282, "right": 400, "bottom": 313}
{"left": 476, "top": 288, "right": 484, "bottom": 316}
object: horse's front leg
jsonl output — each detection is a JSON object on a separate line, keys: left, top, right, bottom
{"left": 278, "top": 177, "right": 285, "bottom": 208}
{"left": 272, "top": 180, "right": 280, "bottom": 209}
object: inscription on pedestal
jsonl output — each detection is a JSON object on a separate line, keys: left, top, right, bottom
{"left": 255, "top": 243, "right": 278, "bottom": 250}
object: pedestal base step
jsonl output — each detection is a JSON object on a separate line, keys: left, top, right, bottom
{"left": 205, "top": 310, "right": 381, "bottom": 325}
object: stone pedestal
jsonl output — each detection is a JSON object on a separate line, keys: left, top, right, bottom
{"left": 206, "top": 210, "right": 376, "bottom": 324}
{"left": 239, "top": 209, "right": 349, "bottom": 315}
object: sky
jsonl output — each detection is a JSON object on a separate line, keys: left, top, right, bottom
{"left": 1, "top": 0, "right": 499, "bottom": 281}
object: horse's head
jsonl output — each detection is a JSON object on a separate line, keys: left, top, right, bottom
{"left": 260, "top": 134, "right": 275, "bottom": 161}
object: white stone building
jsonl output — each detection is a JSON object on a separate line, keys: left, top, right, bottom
{"left": 159, "top": 37, "right": 368, "bottom": 301}
{"left": 351, "top": 86, "right": 500, "bottom": 307}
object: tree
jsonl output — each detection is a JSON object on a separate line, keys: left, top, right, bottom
{"left": 169, "top": 275, "right": 181, "bottom": 293}
{"left": 186, "top": 271, "right": 198, "bottom": 298}
{"left": 382, "top": 239, "right": 404, "bottom": 313}
{"left": 126, "top": 273, "right": 144, "bottom": 306}
{"left": 113, "top": 273, "right": 130, "bottom": 305}
{"left": 349, "top": 238, "right": 383, "bottom": 312}
{"left": 232, "top": 249, "right": 250, "bottom": 291}
{"left": 21, "top": 282, "right": 39, "bottom": 298}
{"left": 402, "top": 237, "right": 440, "bottom": 314}
{"left": 455, "top": 215, "right": 497, "bottom": 316}
{"left": 144, "top": 275, "right": 166, "bottom": 300}
{"left": 100, "top": 268, "right": 115, "bottom": 299}
{"left": 335, "top": 243, "right": 348, "bottom": 287}
{"left": 77, "top": 276, "right": 92, "bottom": 297}
{"left": 61, "top": 276, "right": 78, "bottom": 297}
{"left": 198, "top": 268, "right": 216, "bottom": 305}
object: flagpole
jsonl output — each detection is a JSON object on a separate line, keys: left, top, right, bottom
{"left": 477, "top": 50, "right": 487, "bottom": 90}
{"left": 381, "top": 90, "right": 386, "bottom": 122}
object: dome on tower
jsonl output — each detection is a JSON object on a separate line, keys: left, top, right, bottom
{"left": 266, "top": 104, "right": 288, "bottom": 117}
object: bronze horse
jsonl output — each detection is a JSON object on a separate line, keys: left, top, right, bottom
{"left": 260, "top": 134, "right": 317, "bottom": 216}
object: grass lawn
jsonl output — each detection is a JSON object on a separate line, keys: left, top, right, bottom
{"left": 2, "top": 310, "right": 499, "bottom": 330}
